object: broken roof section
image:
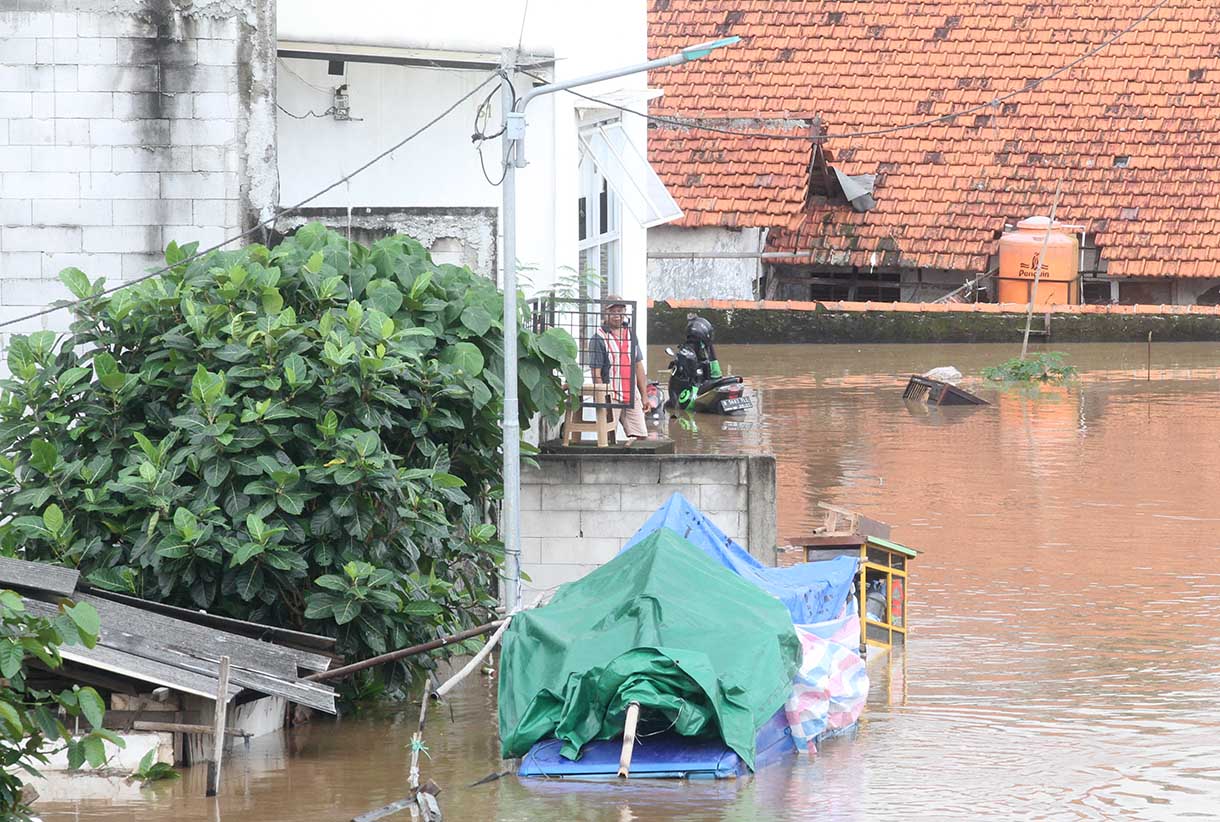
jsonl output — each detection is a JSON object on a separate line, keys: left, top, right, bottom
{"left": 648, "top": 0, "right": 1220, "bottom": 278}
{"left": 1, "top": 557, "right": 337, "bottom": 713}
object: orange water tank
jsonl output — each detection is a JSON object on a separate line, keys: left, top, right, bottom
{"left": 996, "top": 216, "right": 1080, "bottom": 305}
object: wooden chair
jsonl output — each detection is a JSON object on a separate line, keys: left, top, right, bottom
{"left": 562, "top": 383, "right": 616, "bottom": 447}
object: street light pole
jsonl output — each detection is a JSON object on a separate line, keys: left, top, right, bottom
{"left": 498, "top": 38, "right": 739, "bottom": 613}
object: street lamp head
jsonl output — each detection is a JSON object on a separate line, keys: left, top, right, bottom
{"left": 680, "top": 36, "right": 741, "bottom": 62}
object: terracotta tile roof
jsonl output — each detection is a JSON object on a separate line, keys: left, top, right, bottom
{"left": 648, "top": 0, "right": 1220, "bottom": 277}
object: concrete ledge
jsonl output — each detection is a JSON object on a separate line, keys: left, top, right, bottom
{"left": 650, "top": 299, "right": 1220, "bottom": 344}
{"left": 521, "top": 452, "right": 779, "bottom": 589}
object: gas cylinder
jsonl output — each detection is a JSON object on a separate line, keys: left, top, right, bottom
{"left": 996, "top": 216, "right": 1080, "bottom": 305}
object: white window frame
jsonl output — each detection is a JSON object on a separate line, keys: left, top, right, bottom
{"left": 577, "top": 141, "right": 622, "bottom": 297}
{"left": 578, "top": 121, "right": 683, "bottom": 229}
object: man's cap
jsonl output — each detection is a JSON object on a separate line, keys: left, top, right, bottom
{"left": 604, "top": 294, "right": 628, "bottom": 309}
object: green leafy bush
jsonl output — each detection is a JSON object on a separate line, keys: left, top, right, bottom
{"left": 1, "top": 593, "right": 121, "bottom": 819}
{"left": 0, "top": 225, "right": 579, "bottom": 689}
{"left": 982, "top": 352, "right": 1077, "bottom": 382}
{"left": 129, "top": 748, "right": 179, "bottom": 784}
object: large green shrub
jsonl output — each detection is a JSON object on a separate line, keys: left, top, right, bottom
{"left": 0, "top": 225, "right": 579, "bottom": 688}
{"left": 1, "top": 593, "right": 118, "bottom": 819}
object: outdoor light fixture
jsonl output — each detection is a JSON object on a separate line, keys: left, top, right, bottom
{"left": 498, "top": 36, "right": 738, "bottom": 612}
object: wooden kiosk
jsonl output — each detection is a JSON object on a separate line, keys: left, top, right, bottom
{"left": 789, "top": 504, "right": 918, "bottom": 652}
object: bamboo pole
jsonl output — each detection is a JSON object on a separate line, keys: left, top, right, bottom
{"left": 205, "top": 655, "right": 230, "bottom": 798}
{"left": 1147, "top": 331, "right": 1153, "bottom": 380}
{"left": 1021, "top": 179, "right": 1064, "bottom": 360}
{"left": 617, "top": 701, "right": 641, "bottom": 778}
{"left": 408, "top": 679, "right": 431, "bottom": 791}
{"left": 306, "top": 620, "right": 504, "bottom": 683}
{"left": 433, "top": 617, "right": 513, "bottom": 700}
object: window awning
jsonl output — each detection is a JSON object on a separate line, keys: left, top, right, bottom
{"left": 579, "top": 123, "right": 683, "bottom": 228}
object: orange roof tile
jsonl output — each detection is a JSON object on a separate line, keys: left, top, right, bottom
{"left": 648, "top": 0, "right": 1220, "bottom": 277}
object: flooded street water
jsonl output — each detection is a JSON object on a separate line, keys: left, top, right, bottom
{"left": 38, "top": 342, "right": 1220, "bottom": 821}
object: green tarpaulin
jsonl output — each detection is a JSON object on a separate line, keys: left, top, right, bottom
{"left": 498, "top": 529, "right": 800, "bottom": 769}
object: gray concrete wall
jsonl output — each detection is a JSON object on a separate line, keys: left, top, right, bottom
{"left": 520, "top": 453, "right": 777, "bottom": 592}
{"left": 277, "top": 206, "right": 497, "bottom": 279}
{"left": 0, "top": 0, "right": 276, "bottom": 364}
{"left": 648, "top": 225, "right": 762, "bottom": 301}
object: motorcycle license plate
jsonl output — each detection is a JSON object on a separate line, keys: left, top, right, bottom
{"left": 720, "top": 396, "right": 752, "bottom": 412}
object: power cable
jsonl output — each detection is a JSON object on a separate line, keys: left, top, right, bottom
{"left": 524, "top": 0, "right": 1171, "bottom": 142}
{"left": 277, "top": 102, "right": 337, "bottom": 119}
{"left": 472, "top": 73, "right": 517, "bottom": 187}
{"left": 1, "top": 73, "right": 499, "bottom": 331}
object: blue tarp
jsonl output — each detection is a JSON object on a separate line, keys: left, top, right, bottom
{"left": 621, "top": 493, "right": 858, "bottom": 625}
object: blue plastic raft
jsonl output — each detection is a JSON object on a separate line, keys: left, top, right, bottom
{"left": 518, "top": 709, "right": 798, "bottom": 780}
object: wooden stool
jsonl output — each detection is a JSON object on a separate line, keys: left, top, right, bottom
{"left": 562, "top": 383, "right": 616, "bottom": 447}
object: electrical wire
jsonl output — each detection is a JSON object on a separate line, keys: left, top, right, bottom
{"left": 523, "top": 0, "right": 1171, "bottom": 143}
{"left": 473, "top": 73, "right": 517, "bottom": 187}
{"left": 0, "top": 73, "right": 500, "bottom": 331}
{"left": 277, "top": 102, "right": 337, "bottom": 119}
{"left": 277, "top": 58, "right": 337, "bottom": 95}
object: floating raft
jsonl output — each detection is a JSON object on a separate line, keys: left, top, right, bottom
{"left": 902, "top": 375, "right": 989, "bottom": 406}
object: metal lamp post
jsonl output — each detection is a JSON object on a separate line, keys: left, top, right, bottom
{"left": 498, "top": 37, "right": 739, "bottom": 613}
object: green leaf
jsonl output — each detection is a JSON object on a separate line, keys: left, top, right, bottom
{"left": 82, "top": 735, "right": 107, "bottom": 768}
{"left": 460, "top": 305, "right": 493, "bottom": 336}
{"left": 0, "top": 701, "right": 24, "bottom": 734}
{"left": 59, "top": 266, "right": 93, "bottom": 299}
{"left": 77, "top": 686, "right": 106, "bottom": 729}
{"left": 352, "top": 430, "right": 380, "bottom": 458}
{"left": 213, "top": 343, "right": 251, "bottom": 363}
{"left": 0, "top": 641, "right": 23, "bottom": 679}
{"left": 30, "top": 438, "right": 57, "bottom": 474}
{"left": 441, "top": 342, "right": 484, "bottom": 376}
{"left": 93, "top": 352, "right": 118, "bottom": 378}
{"left": 401, "top": 600, "right": 443, "bottom": 616}
{"left": 173, "top": 507, "right": 198, "bottom": 536}
{"left": 430, "top": 472, "right": 465, "bottom": 489}
{"left": 305, "top": 251, "right": 324, "bottom": 273}
{"left": 232, "top": 542, "right": 264, "bottom": 566}
{"left": 364, "top": 280, "right": 404, "bottom": 316}
{"left": 409, "top": 269, "right": 433, "bottom": 300}
{"left": 64, "top": 602, "right": 100, "bottom": 645}
{"left": 314, "top": 575, "right": 348, "bottom": 592}
{"left": 138, "top": 748, "right": 156, "bottom": 775}
{"left": 262, "top": 287, "right": 284, "bottom": 313}
{"left": 538, "top": 327, "right": 578, "bottom": 362}
{"left": 43, "top": 503, "right": 65, "bottom": 536}
{"left": 332, "top": 599, "right": 362, "bottom": 625}
{"left": 245, "top": 513, "right": 268, "bottom": 543}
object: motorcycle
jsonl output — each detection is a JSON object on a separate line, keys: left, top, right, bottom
{"left": 660, "top": 342, "right": 752, "bottom": 415}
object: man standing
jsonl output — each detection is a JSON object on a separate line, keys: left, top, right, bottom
{"left": 589, "top": 295, "right": 652, "bottom": 441}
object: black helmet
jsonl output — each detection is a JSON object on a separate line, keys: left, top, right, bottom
{"left": 685, "top": 315, "right": 714, "bottom": 345}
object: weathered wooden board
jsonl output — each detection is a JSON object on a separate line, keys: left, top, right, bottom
{"left": 0, "top": 556, "right": 79, "bottom": 596}
{"left": 87, "top": 589, "right": 336, "bottom": 659}
{"left": 80, "top": 594, "right": 327, "bottom": 680}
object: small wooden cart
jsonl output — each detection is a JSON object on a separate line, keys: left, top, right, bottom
{"left": 790, "top": 504, "right": 919, "bottom": 653}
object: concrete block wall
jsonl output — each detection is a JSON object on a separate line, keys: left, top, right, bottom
{"left": 0, "top": 0, "right": 276, "bottom": 365}
{"left": 520, "top": 453, "right": 777, "bottom": 592}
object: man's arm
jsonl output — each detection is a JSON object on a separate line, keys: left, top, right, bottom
{"left": 635, "top": 360, "right": 650, "bottom": 410}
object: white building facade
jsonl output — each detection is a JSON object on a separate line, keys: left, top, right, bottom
{"left": 276, "top": 0, "right": 678, "bottom": 352}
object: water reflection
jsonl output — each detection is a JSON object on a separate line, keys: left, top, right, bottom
{"left": 37, "top": 342, "right": 1220, "bottom": 821}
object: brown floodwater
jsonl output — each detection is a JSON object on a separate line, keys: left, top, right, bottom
{"left": 37, "top": 342, "right": 1220, "bottom": 821}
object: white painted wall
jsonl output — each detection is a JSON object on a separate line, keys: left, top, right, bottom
{"left": 276, "top": 0, "right": 651, "bottom": 351}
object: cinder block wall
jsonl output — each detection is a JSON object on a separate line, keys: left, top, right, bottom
{"left": 0, "top": 0, "right": 276, "bottom": 363}
{"left": 521, "top": 454, "right": 777, "bottom": 592}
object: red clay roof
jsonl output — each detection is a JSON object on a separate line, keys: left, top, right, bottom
{"left": 648, "top": 0, "right": 1220, "bottom": 277}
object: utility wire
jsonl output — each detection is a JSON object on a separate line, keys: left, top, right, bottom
{"left": 527, "top": 0, "right": 1171, "bottom": 142}
{"left": 0, "top": 73, "right": 499, "bottom": 332}
{"left": 276, "top": 102, "right": 337, "bottom": 119}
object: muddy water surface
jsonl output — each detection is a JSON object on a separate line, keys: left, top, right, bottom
{"left": 38, "top": 343, "right": 1220, "bottom": 821}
